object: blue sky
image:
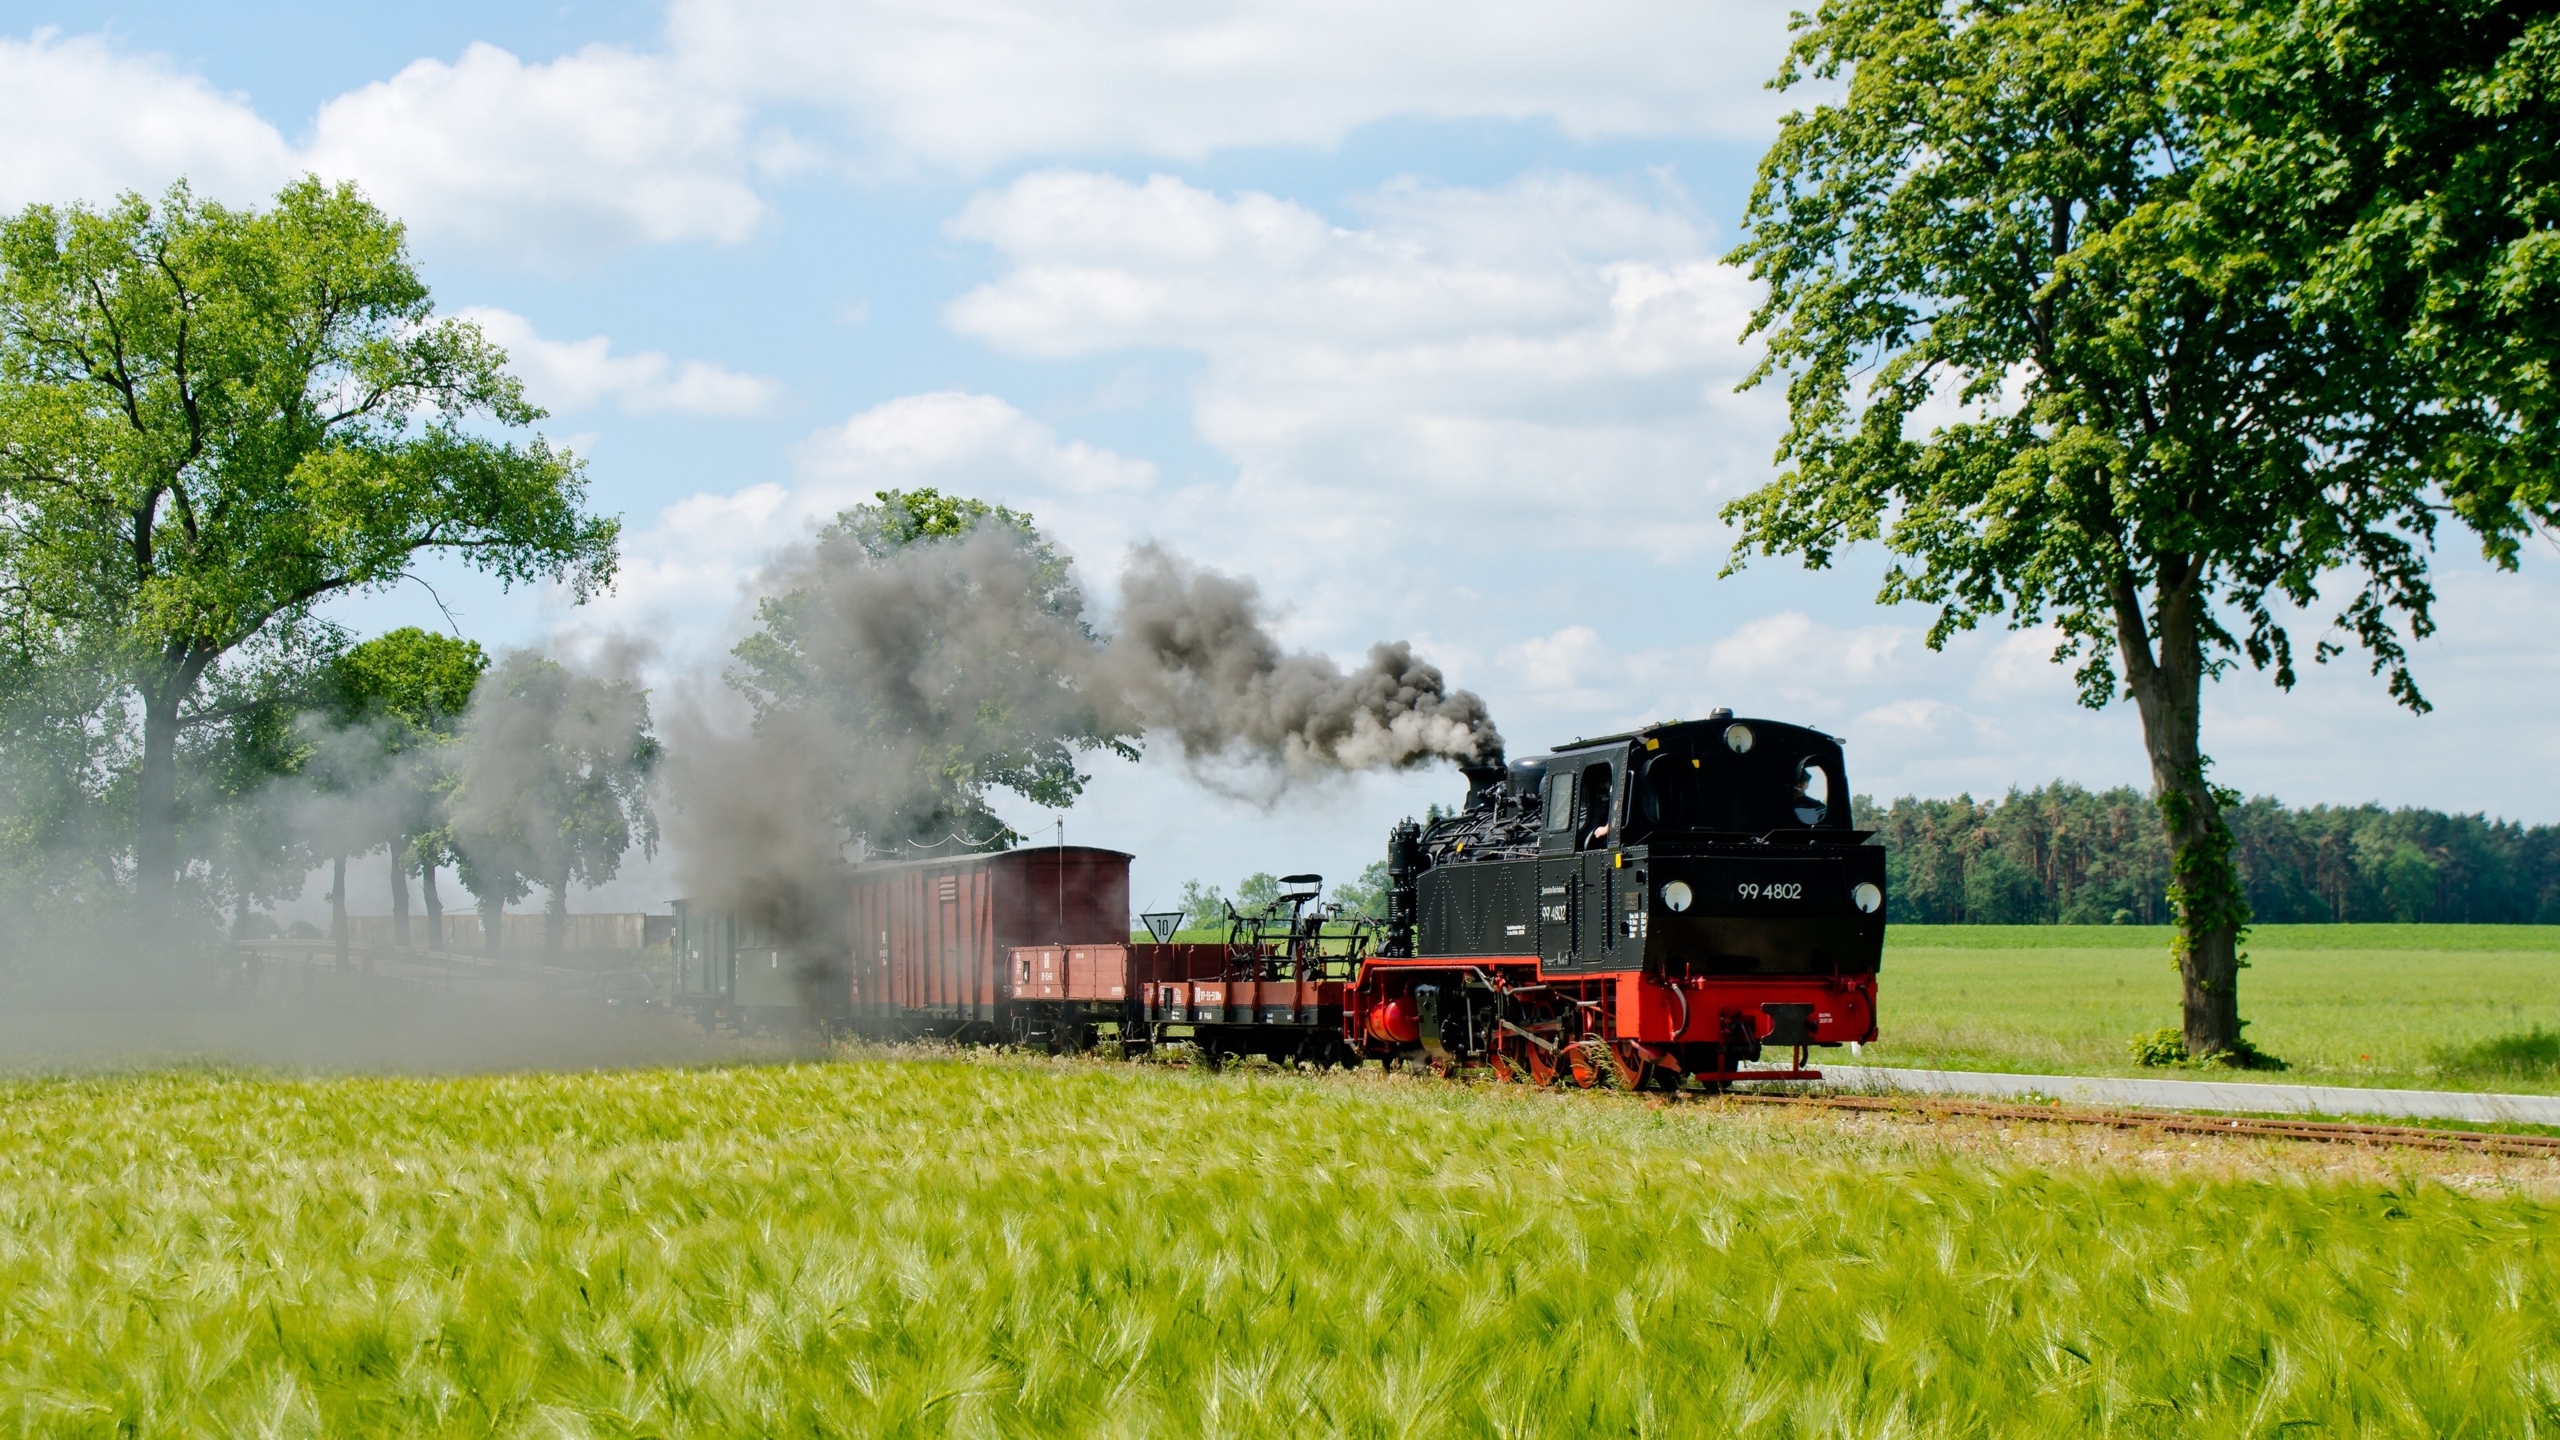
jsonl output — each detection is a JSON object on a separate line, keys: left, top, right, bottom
{"left": 7, "top": 1, "right": 2556, "bottom": 916}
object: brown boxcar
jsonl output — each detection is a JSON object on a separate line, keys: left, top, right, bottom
{"left": 844, "top": 846, "right": 1132, "bottom": 1032}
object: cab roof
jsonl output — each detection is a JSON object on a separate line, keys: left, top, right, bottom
{"left": 1552, "top": 716, "right": 1843, "bottom": 755}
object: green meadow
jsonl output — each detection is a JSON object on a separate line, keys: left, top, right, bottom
{"left": 1867, "top": 925, "right": 2560, "bottom": 1092}
{"left": 5, "top": 1058, "right": 2557, "bottom": 1437}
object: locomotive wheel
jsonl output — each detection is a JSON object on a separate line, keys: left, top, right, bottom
{"left": 1603, "top": 1041, "right": 1644, "bottom": 1090}
{"left": 1489, "top": 1049, "right": 1518, "bottom": 1084}
{"left": 1565, "top": 1041, "right": 1604, "bottom": 1089}
{"left": 1525, "top": 1041, "right": 1559, "bottom": 1087}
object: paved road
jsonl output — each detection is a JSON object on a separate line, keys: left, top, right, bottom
{"left": 1777, "top": 1064, "right": 2560, "bottom": 1126}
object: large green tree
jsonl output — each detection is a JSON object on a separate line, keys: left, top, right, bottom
{"left": 323, "top": 627, "right": 487, "bottom": 953}
{"left": 0, "top": 178, "right": 616, "bottom": 926}
{"left": 1723, "top": 0, "right": 2559, "bottom": 1058}
{"left": 444, "top": 653, "right": 658, "bottom": 961}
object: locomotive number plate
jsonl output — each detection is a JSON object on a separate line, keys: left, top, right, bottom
{"left": 1736, "top": 883, "right": 1804, "bottom": 901}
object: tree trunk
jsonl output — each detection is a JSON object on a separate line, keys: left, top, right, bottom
{"left": 330, "top": 854, "right": 350, "bottom": 971}
{"left": 135, "top": 685, "right": 184, "bottom": 925}
{"left": 481, "top": 891, "right": 504, "bottom": 961}
{"left": 422, "top": 864, "right": 444, "bottom": 951}
{"left": 133, "top": 645, "right": 216, "bottom": 933}
{"left": 389, "top": 844, "right": 413, "bottom": 949}
{"left": 545, "top": 880, "right": 568, "bottom": 962}
{"left": 2113, "top": 568, "right": 2248, "bottom": 1058}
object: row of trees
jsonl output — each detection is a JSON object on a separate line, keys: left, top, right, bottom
{"left": 0, "top": 177, "right": 649, "bottom": 962}
{"left": 0, "top": 613, "right": 660, "bottom": 963}
{"left": 1169, "top": 862, "right": 1393, "bottom": 932}
{"left": 1859, "top": 787, "right": 2560, "bottom": 927}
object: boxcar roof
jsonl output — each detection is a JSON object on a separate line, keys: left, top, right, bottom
{"left": 847, "top": 845, "right": 1133, "bottom": 875}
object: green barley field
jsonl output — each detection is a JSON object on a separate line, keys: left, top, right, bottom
{"left": 1868, "top": 924, "right": 2560, "bottom": 1091}
{"left": 5, "top": 1057, "right": 2557, "bottom": 1437}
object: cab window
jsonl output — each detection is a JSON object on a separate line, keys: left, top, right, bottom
{"left": 1792, "top": 757, "right": 1832, "bottom": 825}
{"left": 1543, "top": 771, "right": 1576, "bottom": 831}
{"left": 1579, "top": 764, "right": 1614, "bottom": 845}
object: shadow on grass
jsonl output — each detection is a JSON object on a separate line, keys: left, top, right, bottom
{"left": 2432, "top": 1027, "right": 2560, "bottom": 1083}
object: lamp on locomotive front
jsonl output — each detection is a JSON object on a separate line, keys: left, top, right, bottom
{"left": 1139, "top": 911, "right": 1184, "bottom": 944}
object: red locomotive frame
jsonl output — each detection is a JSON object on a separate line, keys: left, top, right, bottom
{"left": 1347, "top": 958, "right": 1875, "bottom": 1088}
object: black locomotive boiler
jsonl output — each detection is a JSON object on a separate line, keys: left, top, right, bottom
{"left": 1350, "top": 710, "right": 1884, "bottom": 1087}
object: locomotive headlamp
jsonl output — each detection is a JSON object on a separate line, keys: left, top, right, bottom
{"left": 1852, "top": 882, "right": 1883, "bottom": 914}
{"left": 1724, "top": 724, "right": 1754, "bottom": 754}
{"left": 1661, "top": 881, "right": 1693, "bottom": 912}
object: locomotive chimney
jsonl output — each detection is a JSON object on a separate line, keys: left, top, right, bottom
{"left": 1459, "top": 747, "right": 1508, "bottom": 811}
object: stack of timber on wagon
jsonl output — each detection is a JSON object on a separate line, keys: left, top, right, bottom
{"left": 1354, "top": 710, "right": 1885, "bottom": 1088}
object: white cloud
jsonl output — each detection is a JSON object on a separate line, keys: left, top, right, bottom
{"left": 1710, "top": 611, "right": 1909, "bottom": 686}
{"left": 1853, "top": 697, "right": 1956, "bottom": 738}
{"left": 794, "top": 391, "right": 1157, "bottom": 497}
{"left": 1496, "top": 612, "right": 1919, "bottom": 739}
{"left": 0, "top": 30, "right": 292, "bottom": 210}
{"left": 947, "top": 169, "right": 1777, "bottom": 560}
{"left": 8, "top": 2, "right": 1800, "bottom": 264}
{"left": 669, "top": 0, "right": 1797, "bottom": 167}
{"left": 458, "top": 307, "right": 783, "bottom": 417}
{"left": 307, "top": 43, "right": 767, "bottom": 264}
{"left": 2, "top": 30, "right": 768, "bottom": 266}
{"left": 1972, "top": 624, "right": 2080, "bottom": 701}
{"left": 1499, "top": 626, "right": 1635, "bottom": 714}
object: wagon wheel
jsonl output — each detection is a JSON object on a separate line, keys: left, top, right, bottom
{"left": 1565, "top": 1040, "right": 1605, "bottom": 1089}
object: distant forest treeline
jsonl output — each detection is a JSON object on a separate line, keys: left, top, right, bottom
{"left": 1852, "top": 786, "right": 2560, "bottom": 926}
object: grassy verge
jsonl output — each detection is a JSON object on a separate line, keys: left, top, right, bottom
{"left": 1869, "top": 924, "right": 2560, "bottom": 1092}
{"left": 4, "top": 1057, "right": 2557, "bottom": 1437}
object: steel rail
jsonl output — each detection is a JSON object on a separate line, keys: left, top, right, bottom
{"left": 1714, "top": 1092, "right": 2560, "bottom": 1157}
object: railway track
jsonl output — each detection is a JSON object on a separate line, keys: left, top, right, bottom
{"left": 1717, "top": 1091, "right": 2560, "bottom": 1158}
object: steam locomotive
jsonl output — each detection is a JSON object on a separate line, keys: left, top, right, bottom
{"left": 671, "top": 710, "right": 1884, "bottom": 1088}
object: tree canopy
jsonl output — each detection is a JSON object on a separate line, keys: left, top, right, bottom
{"left": 0, "top": 177, "right": 617, "bottom": 923}
{"left": 329, "top": 628, "right": 488, "bottom": 742}
{"left": 725, "top": 488, "right": 1135, "bottom": 854}
{"left": 1723, "top": 0, "right": 2559, "bottom": 1058}
{"left": 445, "top": 653, "right": 659, "bottom": 957}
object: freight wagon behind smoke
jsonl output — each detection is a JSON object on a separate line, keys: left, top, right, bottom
{"left": 674, "top": 711, "right": 1886, "bottom": 1087}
